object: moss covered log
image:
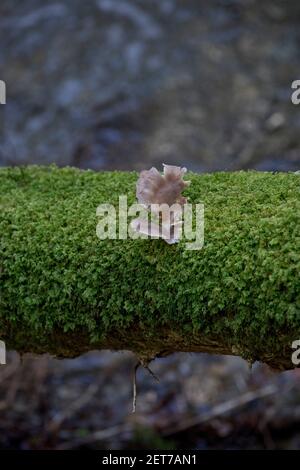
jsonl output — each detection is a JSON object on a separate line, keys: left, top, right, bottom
{"left": 0, "top": 165, "right": 299, "bottom": 370}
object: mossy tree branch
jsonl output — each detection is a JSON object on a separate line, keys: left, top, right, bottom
{"left": 0, "top": 166, "right": 299, "bottom": 370}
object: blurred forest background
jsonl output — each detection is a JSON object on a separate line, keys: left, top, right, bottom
{"left": 0, "top": 0, "right": 300, "bottom": 450}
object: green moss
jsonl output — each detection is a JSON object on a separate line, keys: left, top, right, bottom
{"left": 0, "top": 165, "right": 299, "bottom": 362}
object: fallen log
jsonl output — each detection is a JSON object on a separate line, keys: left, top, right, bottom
{"left": 0, "top": 165, "right": 299, "bottom": 370}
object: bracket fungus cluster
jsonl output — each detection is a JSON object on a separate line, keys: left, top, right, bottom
{"left": 131, "top": 164, "right": 190, "bottom": 244}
